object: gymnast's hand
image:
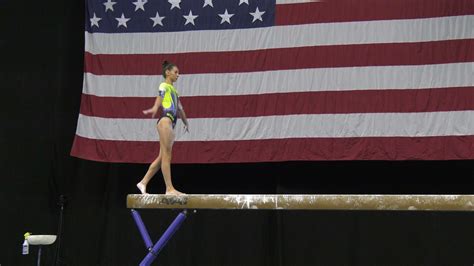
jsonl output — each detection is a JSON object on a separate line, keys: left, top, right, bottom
{"left": 143, "top": 106, "right": 158, "bottom": 118}
{"left": 183, "top": 123, "right": 189, "bottom": 133}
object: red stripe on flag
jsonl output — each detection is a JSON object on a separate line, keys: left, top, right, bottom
{"left": 80, "top": 87, "right": 474, "bottom": 118}
{"left": 275, "top": 0, "right": 474, "bottom": 25}
{"left": 84, "top": 39, "right": 474, "bottom": 75}
{"left": 71, "top": 135, "right": 474, "bottom": 163}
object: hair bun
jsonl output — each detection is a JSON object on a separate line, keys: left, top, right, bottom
{"left": 162, "top": 60, "right": 169, "bottom": 68}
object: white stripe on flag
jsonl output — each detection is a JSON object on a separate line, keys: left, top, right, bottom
{"left": 76, "top": 111, "right": 474, "bottom": 142}
{"left": 85, "top": 16, "right": 474, "bottom": 54}
{"left": 83, "top": 62, "right": 474, "bottom": 97}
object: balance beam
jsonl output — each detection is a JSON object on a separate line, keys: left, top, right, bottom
{"left": 127, "top": 194, "right": 474, "bottom": 265}
{"left": 127, "top": 194, "right": 474, "bottom": 211}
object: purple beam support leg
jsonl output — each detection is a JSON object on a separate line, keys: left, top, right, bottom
{"left": 131, "top": 209, "right": 153, "bottom": 249}
{"left": 139, "top": 210, "right": 187, "bottom": 266}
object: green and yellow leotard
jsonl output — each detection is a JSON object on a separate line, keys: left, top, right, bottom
{"left": 158, "top": 82, "right": 180, "bottom": 128}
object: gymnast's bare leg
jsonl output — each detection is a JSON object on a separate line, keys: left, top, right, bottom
{"left": 137, "top": 125, "right": 162, "bottom": 194}
{"left": 137, "top": 118, "right": 184, "bottom": 195}
{"left": 157, "top": 117, "right": 184, "bottom": 195}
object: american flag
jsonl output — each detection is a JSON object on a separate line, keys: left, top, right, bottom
{"left": 71, "top": 0, "right": 474, "bottom": 163}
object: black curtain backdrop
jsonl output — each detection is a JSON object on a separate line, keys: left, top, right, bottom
{"left": 1, "top": 1, "right": 473, "bottom": 265}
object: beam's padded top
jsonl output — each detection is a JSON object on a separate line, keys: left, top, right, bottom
{"left": 127, "top": 194, "right": 474, "bottom": 211}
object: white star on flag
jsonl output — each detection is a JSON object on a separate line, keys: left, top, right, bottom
{"left": 168, "top": 0, "right": 181, "bottom": 10}
{"left": 90, "top": 13, "right": 102, "bottom": 28}
{"left": 103, "top": 0, "right": 117, "bottom": 12}
{"left": 239, "top": 0, "right": 249, "bottom": 5}
{"left": 250, "top": 7, "right": 265, "bottom": 23}
{"left": 183, "top": 10, "right": 198, "bottom": 25}
{"left": 203, "top": 0, "right": 213, "bottom": 8}
{"left": 132, "top": 0, "right": 147, "bottom": 11}
{"left": 150, "top": 12, "right": 165, "bottom": 27}
{"left": 116, "top": 13, "right": 131, "bottom": 28}
{"left": 218, "top": 9, "right": 234, "bottom": 24}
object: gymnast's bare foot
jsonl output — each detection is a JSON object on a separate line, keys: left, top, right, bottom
{"left": 165, "top": 188, "right": 186, "bottom": 196}
{"left": 136, "top": 182, "right": 148, "bottom": 194}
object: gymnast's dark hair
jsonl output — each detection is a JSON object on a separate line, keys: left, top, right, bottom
{"left": 162, "top": 60, "right": 176, "bottom": 79}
